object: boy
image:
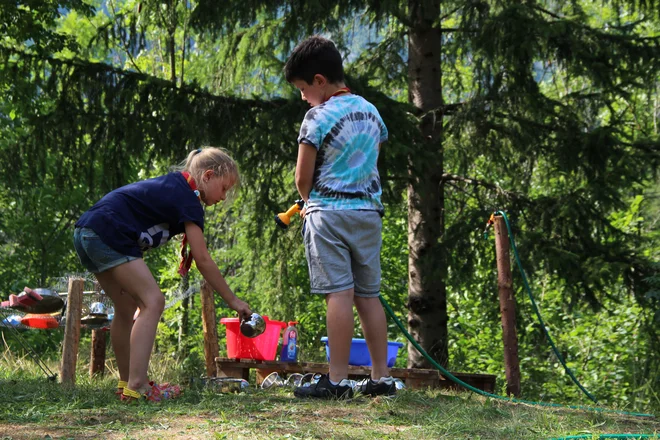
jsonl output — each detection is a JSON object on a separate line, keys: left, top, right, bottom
{"left": 285, "top": 35, "right": 395, "bottom": 399}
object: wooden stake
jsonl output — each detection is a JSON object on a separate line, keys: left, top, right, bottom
{"left": 89, "top": 329, "right": 107, "bottom": 377}
{"left": 493, "top": 215, "right": 521, "bottom": 397}
{"left": 61, "top": 277, "right": 84, "bottom": 385}
{"left": 89, "top": 281, "right": 106, "bottom": 378}
{"left": 200, "top": 280, "right": 219, "bottom": 377}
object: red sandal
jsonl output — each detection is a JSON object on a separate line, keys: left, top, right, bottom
{"left": 121, "top": 382, "right": 182, "bottom": 402}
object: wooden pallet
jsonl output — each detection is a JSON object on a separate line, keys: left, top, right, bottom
{"left": 215, "top": 357, "right": 496, "bottom": 392}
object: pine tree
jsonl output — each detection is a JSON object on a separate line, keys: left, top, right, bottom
{"left": 1, "top": 0, "right": 658, "bottom": 373}
{"left": 189, "top": 0, "right": 660, "bottom": 368}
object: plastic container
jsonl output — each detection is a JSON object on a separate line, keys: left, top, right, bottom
{"left": 280, "top": 321, "right": 298, "bottom": 362}
{"left": 220, "top": 315, "right": 286, "bottom": 360}
{"left": 20, "top": 314, "right": 59, "bottom": 329}
{"left": 320, "top": 337, "right": 404, "bottom": 367}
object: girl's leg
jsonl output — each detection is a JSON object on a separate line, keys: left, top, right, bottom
{"left": 354, "top": 296, "right": 390, "bottom": 380}
{"left": 325, "top": 289, "right": 355, "bottom": 382}
{"left": 100, "top": 259, "right": 165, "bottom": 392}
{"left": 93, "top": 272, "right": 137, "bottom": 385}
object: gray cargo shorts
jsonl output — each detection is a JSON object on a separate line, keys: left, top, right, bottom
{"left": 303, "top": 210, "right": 382, "bottom": 297}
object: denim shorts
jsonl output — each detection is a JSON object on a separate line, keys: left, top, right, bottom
{"left": 303, "top": 210, "right": 382, "bottom": 297}
{"left": 73, "top": 227, "right": 138, "bottom": 273}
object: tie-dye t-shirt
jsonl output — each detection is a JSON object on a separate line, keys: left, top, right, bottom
{"left": 297, "top": 94, "right": 387, "bottom": 214}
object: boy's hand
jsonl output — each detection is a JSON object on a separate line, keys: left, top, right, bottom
{"left": 229, "top": 298, "right": 252, "bottom": 321}
{"left": 299, "top": 207, "right": 307, "bottom": 219}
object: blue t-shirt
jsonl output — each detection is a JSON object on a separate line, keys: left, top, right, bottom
{"left": 75, "top": 173, "right": 204, "bottom": 257}
{"left": 297, "top": 94, "right": 388, "bottom": 213}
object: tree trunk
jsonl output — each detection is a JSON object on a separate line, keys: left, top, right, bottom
{"left": 406, "top": 0, "right": 448, "bottom": 368}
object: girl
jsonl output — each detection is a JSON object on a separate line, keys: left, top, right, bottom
{"left": 73, "top": 147, "right": 252, "bottom": 401}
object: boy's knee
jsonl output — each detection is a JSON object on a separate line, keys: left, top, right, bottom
{"left": 326, "top": 288, "right": 354, "bottom": 303}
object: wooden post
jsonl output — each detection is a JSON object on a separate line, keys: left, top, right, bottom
{"left": 89, "top": 329, "right": 107, "bottom": 377}
{"left": 89, "top": 281, "right": 106, "bottom": 378}
{"left": 493, "top": 215, "right": 521, "bottom": 397}
{"left": 61, "top": 277, "right": 84, "bottom": 385}
{"left": 200, "top": 280, "right": 219, "bottom": 377}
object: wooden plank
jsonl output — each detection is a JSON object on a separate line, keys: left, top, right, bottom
{"left": 200, "top": 280, "right": 219, "bottom": 377}
{"left": 214, "top": 357, "right": 496, "bottom": 391}
{"left": 60, "top": 277, "right": 84, "bottom": 385}
{"left": 217, "top": 364, "right": 250, "bottom": 380}
{"left": 406, "top": 376, "right": 440, "bottom": 389}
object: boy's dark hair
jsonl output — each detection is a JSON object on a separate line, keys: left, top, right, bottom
{"left": 284, "top": 36, "right": 344, "bottom": 84}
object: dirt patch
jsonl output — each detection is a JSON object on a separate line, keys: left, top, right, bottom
{"left": 0, "top": 410, "right": 415, "bottom": 440}
{"left": 1, "top": 424, "right": 98, "bottom": 439}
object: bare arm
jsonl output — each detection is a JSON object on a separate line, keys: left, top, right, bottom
{"left": 295, "top": 142, "right": 317, "bottom": 203}
{"left": 184, "top": 221, "right": 251, "bottom": 320}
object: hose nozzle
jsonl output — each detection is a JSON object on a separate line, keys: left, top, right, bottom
{"left": 275, "top": 199, "right": 305, "bottom": 230}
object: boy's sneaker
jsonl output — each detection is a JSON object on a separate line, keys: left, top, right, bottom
{"left": 293, "top": 374, "right": 354, "bottom": 399}
{"left": 357, "top": 376, "right": 396, "bottom": 397}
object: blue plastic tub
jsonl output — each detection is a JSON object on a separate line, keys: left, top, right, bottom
{"left": 320, "top": 337, "right": 404, "bottom": 367}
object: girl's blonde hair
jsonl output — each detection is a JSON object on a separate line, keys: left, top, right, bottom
{"left": 177, "top": 147, "right": 240, "bottom": 194}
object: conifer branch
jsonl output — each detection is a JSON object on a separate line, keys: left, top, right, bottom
{"left": 0, "top": 45, "right": 288, "bottom": 109}
{"left": 386, "top": 6, "right": 414, "bottom": 28}
{"left": 530, "top": 5, "right": 563, "bottom": 20}
{"left": 440, "top": 5, "right": 463, "bottom": 21}
{"left": 530, "top": 3, "right": 660, "bottom": 46}
{"left": 419, "top": 102, "right": 465, "bottom": 118}
{"left": 441, "top": 173, "right": 520, "bottom": 199}
{"left": 440, "top": 28, "right": 470, "bottom": 33}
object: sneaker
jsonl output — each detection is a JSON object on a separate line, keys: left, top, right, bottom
{"left": 293, "top": 374, "right": 354, "bottom": 399}
{"left": 357, "top": 376, "right": 396, "bottom": 397}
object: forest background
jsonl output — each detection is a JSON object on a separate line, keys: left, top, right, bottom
{"left": 0, "top": 0, "right": 659, "bottom": 415}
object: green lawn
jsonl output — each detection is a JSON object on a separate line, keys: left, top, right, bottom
{"left": 0, "top": 376, "right": 658, "bottom": 440}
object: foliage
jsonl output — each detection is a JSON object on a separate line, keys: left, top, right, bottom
{"left": 0, "top": 0, "right": 659, "bottom": 416}
{"left": 0, "top": 0, "right": 94, "bottom": 54}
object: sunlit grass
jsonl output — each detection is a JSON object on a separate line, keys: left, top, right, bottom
{"left": 1, "top": 350, "right": 659, "bottom": 439}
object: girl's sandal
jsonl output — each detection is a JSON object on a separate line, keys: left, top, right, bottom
{"left": 115, "top": 380, "right": 128, "bottom": 397}
{"left": 121, "top": 382, "right": 182, "bottom": 402}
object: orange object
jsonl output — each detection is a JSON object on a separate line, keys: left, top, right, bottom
{"left": 21, "top": 314, "right": 59, "bottom": 329}
{"left": 220, "top": 316, "right": 286, "bottom": 360}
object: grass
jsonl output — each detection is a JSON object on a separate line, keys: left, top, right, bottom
{"left": 0, "top": 351, "right": 659, "bottom": 440}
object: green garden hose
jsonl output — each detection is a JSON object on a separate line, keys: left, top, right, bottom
{"left": 379, "top": 295, "right": 653, "bottom": 418}
{"left": 549, "top": 435, "right": 659, "bottom": 439}
{"left": 375, "top": 207, "right": 655, "bottom": 440}
{"left": 379, "top": 210, "right": 655, "bottom": 418}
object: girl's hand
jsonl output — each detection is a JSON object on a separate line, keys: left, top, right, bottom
{"left": 229, "top": 298, "right": 252, "bottom": 321}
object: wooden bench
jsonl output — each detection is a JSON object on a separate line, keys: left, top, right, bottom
{"left": 215, "top": 357, "right": 496, "bottom": 392}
